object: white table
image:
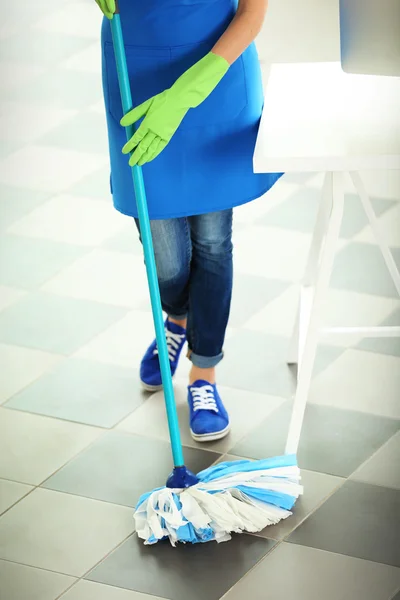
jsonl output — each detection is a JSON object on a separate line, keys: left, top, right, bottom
{"left": 253, "top": 62, "right": 400, "bottom": 456}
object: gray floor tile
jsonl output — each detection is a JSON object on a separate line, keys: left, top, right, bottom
{"left": 0, "top": 559, "right": 75, "bottom": 600}
{"left": 261, "top": 187, "right": 394, "bottom": 238}
{"left": 6, "top": 358, "right": 144, "bottom": 428}
{"left": 43, "top": 431, "right": 221, "bottom": 508}
{"left": 0, "top": 234, "right": 86, "bottom": 290}
{"left": 331, "top": 242, "right": 400, "bottom": 298}
{"left": 357, "top": 308, "right": 400, "bottom": 357}
{"left": 231, "top": 401, "right": 400, "bottom": 477}
{"left": 223, "top": 543, "right": 400, "bottom": 600}
{"left": 0, "top": 408, "right": 101, "bottom": 485}
{"left": 0, "top": 292, "right": 127, "bottom": 354}
{"left": 351, "top": 432, "right": 400, "bottom": 490}
{"left": 86, "top": 533, "right": 276, "bottom": 600}
{"left": 0, "top": 479, "right": 33, "bottom": 515}
{"left": 217, "top": 329, "right": 343, "bottom": 397}
{"left": 117, "top": 384, "right": 284, "bottom": 455}
{"left": 0, "top": 185, "right": 50, "bottom": 230}
{"left": 289, "top": 480, "right": 400, "bottom": 567}
{"left": 62, "top": 580, "right": 165, "bottom": 600}
{"left": 0, "top": 488, "right": 134, "bottom": 576}
{"left": 38, "top": 111, "right": 108, "bottom": 155}
{"left": 229, "top": 274, "right": 289, "bottom": 328}
{"left": 255, "top": 469, "right": 344, "bottom": 540}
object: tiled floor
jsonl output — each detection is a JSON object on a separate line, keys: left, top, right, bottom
{"left": 1, "top": 1, "right": 400, "bottom": 599}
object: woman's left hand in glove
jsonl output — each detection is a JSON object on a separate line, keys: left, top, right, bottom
{"left": 120, "top": 52, "right": 229, "bottom": 167}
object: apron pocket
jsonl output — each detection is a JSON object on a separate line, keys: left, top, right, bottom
{"left": 171, "top": 41, "right": 248, "bottom": 130}
{"left": 103, "top": 42, "right": 174, "bottom": 123}
{"left": 103, "top": 40, "right": 248, "bottom": 129}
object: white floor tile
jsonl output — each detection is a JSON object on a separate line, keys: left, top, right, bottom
{"left": 0, "top": 343, "right": 61, "bottom": 404}
{"left": 0, "top": 102, "right": 77, "bottom": 143}
{"left": 8, "top": 194, "right": 127, "bottom": 246}
{"left": 234, "top": 180, "right": 299, "bottom": 225}
{"left": 0, "top": 560, "right": 75, "bottom": 600}
{"left": 117, "top": 384, "right": 285, "bottom": 454}
{"left": 0, "top": 479, "right": 33, "bottom": 515}
{"left": 310, "top": 349, "right": 400, "bottom": 419}
{"left": 0, "top": 286, "right": 26, "bottom": 312}
{"left": 62, "top": 580, "right": 162, "bottom": 600}
{"left": 75, "top": 309, "right": 155, "bottom": 368}
{"left": 0, "top": 488, "right": 134, "bottom": 576}
{"left": 242, "top": 285, "right": 299, "bottom": 337}
{"left": 234, "top": 226, "right": 311, "bottom": 281}
{"left": 0, "top": 62, "right": 44, "bottom": 90}
{"left": 61, "top": 43, "right": 102, "bottom": 73}
{"left": 0, "top": 146, "right": 107, "bottom": 193}
{"left": 43, "top": 249, "right": 149, "bottom": 308}
{"left": 34, "top": 3, "right": 104, "bottom": 39}
{"left": 0, "top": 408, "right": 103, "bottom": 484}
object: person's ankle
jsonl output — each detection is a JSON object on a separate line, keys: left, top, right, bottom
{"left": 168, "top": 316, "right": 187, "bottom": 329}
{"left": 189, "top": 366, "right": 216, "bottom": 385}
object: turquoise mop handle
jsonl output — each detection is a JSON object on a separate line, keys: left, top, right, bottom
{"left": 110, "top": 8, "right": 184, "bottom": 468}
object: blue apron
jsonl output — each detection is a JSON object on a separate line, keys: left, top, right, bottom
{"left": 101, "top": 0, "right": 282, "bottom": 220}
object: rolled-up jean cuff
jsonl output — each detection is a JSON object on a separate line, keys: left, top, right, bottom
{"left": 188, "top": 350, "right": 224, "bottom": 368}
{"left": 167, "top": 313, "right": 187, "bottom": 321}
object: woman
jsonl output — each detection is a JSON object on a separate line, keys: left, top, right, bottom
{"left": 97, "top": 0, "right": 281, "bottom": 442}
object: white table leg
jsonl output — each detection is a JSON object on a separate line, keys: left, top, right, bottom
{"left": 350, "top": 171, "right": 400, "bottom": 297}
{"left": 285, "top": 172, "right": 345, "bottom": 456}
{"left": 287, "top": 172, "right": 334, "bottom": 367}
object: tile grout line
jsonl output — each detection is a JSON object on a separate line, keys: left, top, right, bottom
{"left": 0, "top": 557, "right": 79, "bottom": 580}
{"left": 0, "top": 425, "right": 110, "bottom": 519}
{"left": 389, "top": 585, "right": 400, "bottom": 600}
{"left": 0, "top": 352, "right": 66, "bottom": 408}
{"left": 0, "top": 403, "right": 110, "bottom": 431}
{"left": 249, "top": 475, "right": 348, "bottom": 544}
{"left": 348, "top": 429, "right": 400, "bottom": 482}
{"left": 55, "top": 531, "right": 137, "bottom": 600}
{"left": 218, "top": 538, "right": 283, "bottom": 600}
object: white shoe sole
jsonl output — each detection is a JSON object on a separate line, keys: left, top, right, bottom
{"left": 190, "top": 424, "right": 231, "bottom": 443}
{"left": 140, "top": 381, "right": 164, "bottom": 392}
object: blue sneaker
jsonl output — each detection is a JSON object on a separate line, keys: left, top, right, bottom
{"left": 188, "top": 380, "right": 230, "bottom": 442}
{"left": 140, "top": 319, "right": 186, "bottom": 392}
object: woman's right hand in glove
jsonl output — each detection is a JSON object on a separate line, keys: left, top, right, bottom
{"left": 95, "top": 0, "right": 116, "bottom": 19}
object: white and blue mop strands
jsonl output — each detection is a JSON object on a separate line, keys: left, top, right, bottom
{"left": 111, "top": 8, "right": 303, "bottom": 548}
{"left": 134, "top": 455, "right": 303, "bottom": 546}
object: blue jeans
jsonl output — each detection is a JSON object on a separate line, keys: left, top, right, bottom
{"left": 135, "top": 210, "right": 233, "bottom": 368}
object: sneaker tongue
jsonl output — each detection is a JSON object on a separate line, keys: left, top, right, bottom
{"left": 166, "top": 319, "right": 186, "bottom": 334}
{"left": 190, "top": 380, "right": 215, "bottom": 388}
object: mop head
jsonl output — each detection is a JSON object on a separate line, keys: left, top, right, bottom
{"left": 134, "top": 454, "right": 302, "bottom": 546}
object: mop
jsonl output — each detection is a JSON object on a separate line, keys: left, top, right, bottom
{"left": 110, "top": 5, "right": 303, "bottom": 546}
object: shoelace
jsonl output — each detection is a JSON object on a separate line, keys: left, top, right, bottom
{"left": 190, "top": 385, "right": 219, "bottom": 413}
{"left": 153, "top": 328, "right": 186, "bottom": 362}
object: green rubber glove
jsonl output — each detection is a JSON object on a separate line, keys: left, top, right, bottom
{"left": 120, "top": 52, "right": 229, "bottom": 167}
{"left": 95, "top": 0, "right": 116, "bottom": 19}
